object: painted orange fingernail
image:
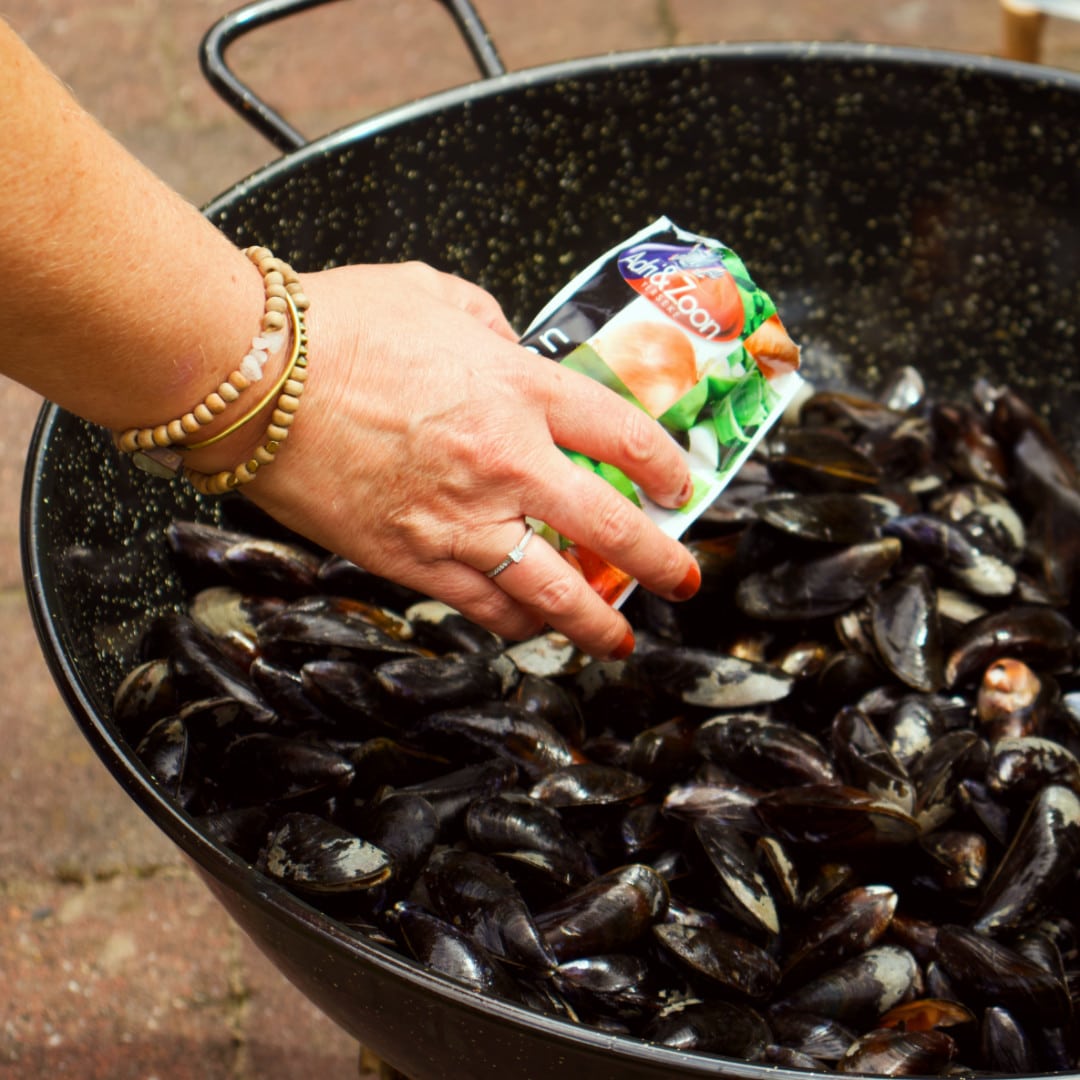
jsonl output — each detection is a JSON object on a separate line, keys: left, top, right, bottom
{"left": 677, "top": 476, "right": 694, "bottom": 506}
{"left": 609, "top": 629, "right": 636, "bottom": 661}
{"left": 673, "top": 560, "right": 701, "bottom": 601}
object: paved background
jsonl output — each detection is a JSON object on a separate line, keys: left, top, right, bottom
{"left": 2, "top": 2, "right": 1079, "bottom": 1078}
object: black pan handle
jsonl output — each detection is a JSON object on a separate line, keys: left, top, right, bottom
{"left": 200, "top": 0, "right": 505, "bottom": 153}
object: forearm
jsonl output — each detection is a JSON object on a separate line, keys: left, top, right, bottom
{"left": 0, "top": 18, "right": 263, "bottom": 432}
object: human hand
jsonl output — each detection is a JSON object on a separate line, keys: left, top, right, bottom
{"left": 228, "top": 261, "right": 701, "bottom": 659}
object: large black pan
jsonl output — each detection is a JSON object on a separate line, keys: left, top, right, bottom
{"left": 20, "top": 1, "right": 1080, "bottom": 1077}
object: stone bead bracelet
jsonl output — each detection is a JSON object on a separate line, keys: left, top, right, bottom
{"left": 183, "top": 290, "right": 308, "bottom": 495}
{"left": 115, "top": 247, "right": 311, "bottom": 490}
{"left": 115, "top": 246, "right": 310, "bottom": 455}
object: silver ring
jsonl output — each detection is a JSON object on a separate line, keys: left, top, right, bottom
{"left": 485, "top": 524, "right": 535, "bottom": 579}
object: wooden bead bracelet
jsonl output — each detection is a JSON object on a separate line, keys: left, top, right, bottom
{"left": 116, "top": 246, "right": 311, "bottom": 491}
{"left": 184, "top": 290, "right": 308, "bottom": 495}
{"left": 115, "top": 246, "right": 309, "bottom": 456}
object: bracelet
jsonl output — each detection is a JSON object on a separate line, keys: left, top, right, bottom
{"left": 183, "top": 328, "right": 298, "bottom": 452}
{"left": 184, "top": 290, "right": 308, "bottom": 495}
{"left": 115, "top": 246, "right": 309, "bottom": 455}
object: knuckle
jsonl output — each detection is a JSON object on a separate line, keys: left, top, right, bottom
{"left": 385, "top": 504, "right": 448, "bottom": 562}
{"left": 618, "top": 407, "right": 662, "bottom": 468}
{"left": 530, "top": 572, "right": 579, "bottom": 618}
{"left": 660, "top": 539, "right": 690, "bottom": 581}
{"left": 462, "top": 590, "right": 513, "bottom": 628}
{"left": 589, "top": 496, "right": 642, "bottom": 553}
{"left": 400, "top": 259, "right": 438, "bottom": 282}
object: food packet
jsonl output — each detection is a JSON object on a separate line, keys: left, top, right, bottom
{"left": 519, "top": 215, "right": 804, "bottom": 607}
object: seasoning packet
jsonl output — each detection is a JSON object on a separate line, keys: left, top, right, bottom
{"left": 519, "top": 215, "right": 804, "bottom": 607}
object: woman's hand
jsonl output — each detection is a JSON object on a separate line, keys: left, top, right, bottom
{"left": 240, "top": 261, "right": 701, "bottom": 659}
{"left": 0, "top": 20, "right": 701, "bottom": 658}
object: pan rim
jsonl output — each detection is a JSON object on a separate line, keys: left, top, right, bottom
{"left": 203, "top": 38, "right": 1080, "bottom": 220}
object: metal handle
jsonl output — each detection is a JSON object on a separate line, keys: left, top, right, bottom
{"left": 199, "top": 0, "right": 505, "bottom": 153}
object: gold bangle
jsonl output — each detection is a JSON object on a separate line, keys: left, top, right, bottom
{"left": 183, "top": 319, "right": 298, "bottom": 451}
{"left": 183, "top": 291, "right": 309, "bottom": 495}
{"left": 115, "top": 246, "right": 309, "bottom": 460}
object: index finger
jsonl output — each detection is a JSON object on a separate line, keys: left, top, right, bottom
{"left": 537, "top": 360, "right": 693, "bottom": 510}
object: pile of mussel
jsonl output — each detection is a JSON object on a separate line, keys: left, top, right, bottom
{"left": 114, "top": 369, "right": 1080, "bottom": 1076}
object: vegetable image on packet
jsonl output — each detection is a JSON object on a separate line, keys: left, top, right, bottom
{"left": 520, "top": 216, "right": 804, "bottom": 607}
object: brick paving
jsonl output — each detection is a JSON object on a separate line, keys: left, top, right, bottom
{"left": 2, "top": 2, "right": 1079, "bottom": 1078}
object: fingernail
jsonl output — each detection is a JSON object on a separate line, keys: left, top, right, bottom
{"left": 672, "top": 560, "right": 701, "bottom": 601}
{"left": 676, "top": 476, "right": 694, "bottom": 507}
{"left": 609, "top": 629, "right": 636, "bottom": 661}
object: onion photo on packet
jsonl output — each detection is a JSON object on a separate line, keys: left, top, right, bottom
{"left": 520, "top": 216, "right": 805, "bottom": 606}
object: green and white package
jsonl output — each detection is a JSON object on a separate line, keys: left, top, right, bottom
{"left": 519, "top": 216, "right": 805, "bottom": 607}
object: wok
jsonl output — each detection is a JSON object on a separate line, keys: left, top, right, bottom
{"left": 21, "top": 1, "right": 1080, "bottom": 1076}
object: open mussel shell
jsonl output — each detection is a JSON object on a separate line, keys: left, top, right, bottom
{"left": 975, "top": 658, "right": 1051, "bottom": 740}
{"left": 830, "top": 707, "right": 915, "bottom": 814}
{"left": 877, "top": 997, "right": 974, "bottom": 1033}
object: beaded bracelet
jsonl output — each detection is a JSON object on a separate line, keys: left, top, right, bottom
{"left": 183, "top": 290, "right": 308, "bottom": 495}
{"left": 115, "top": 246, "right": 309, "bottom": 456}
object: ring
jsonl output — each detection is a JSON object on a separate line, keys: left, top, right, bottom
{"left": 485, "top": 524, "right": 535, "bottom": 579}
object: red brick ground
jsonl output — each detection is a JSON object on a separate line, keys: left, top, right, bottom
{"left": 2, "top": 2, "right": 1079, "bottom": 1078}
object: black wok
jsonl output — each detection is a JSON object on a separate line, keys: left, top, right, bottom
{"left": 21, "top": 1, "right": 1080, "bottom": 1076}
